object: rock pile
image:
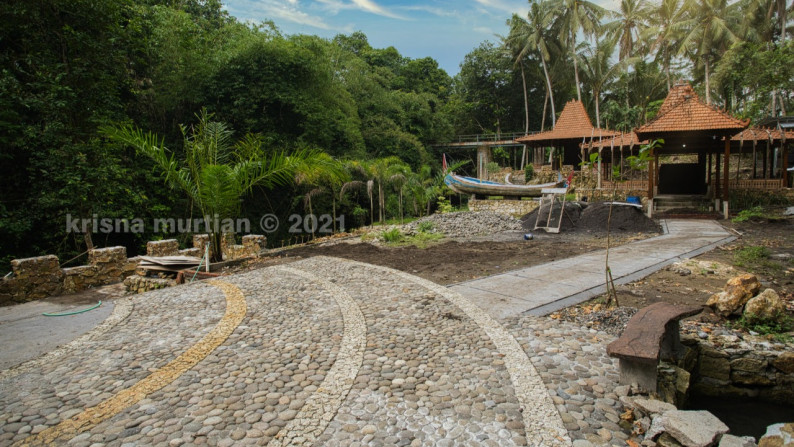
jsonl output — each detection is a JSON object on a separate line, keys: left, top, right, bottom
{"left": 405, "top": 211, "right": 523, "bottom": 238}
{"left": 706, "top": 274, "right": 787, "bottom": 321}
{"left": 622, "top": 397, "right": 742, "bottom": 447}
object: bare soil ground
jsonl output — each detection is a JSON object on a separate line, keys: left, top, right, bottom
{"left": 253, "top": 232, "right": 651, "bottom": 285}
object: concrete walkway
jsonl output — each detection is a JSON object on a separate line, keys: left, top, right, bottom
{"left": 450, "top": 220, "right": 735, "bottom": 319}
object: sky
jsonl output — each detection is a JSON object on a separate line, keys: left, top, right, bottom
{"left": 222, "top": 0, "right": 619, "bottom": 76}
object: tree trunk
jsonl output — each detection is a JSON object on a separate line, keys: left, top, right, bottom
{"left": 704, "top": 58, "right": 711, "bottom": 105}
{"left": 211, "top": 232, "right": 223, "bottom": 263}
{"left": 572, "top": 37, "right": 582, "bottom": 101}
{"left": 541, "top": 88, "right": 549, "bottom": 132}
{"left": 521, "top": 64, "right": 529, "bottom": 134}
{"left": 332, "top": 196, "right": 337, "bottom": 233}
{"left": 595, "top": 90, "right": 601, "bottom": 128}
{"left": 541, "top": 57, "right": 556, "bottom": 126}
{"left": 378, "top": 182, "right": 385, "bottom": 223}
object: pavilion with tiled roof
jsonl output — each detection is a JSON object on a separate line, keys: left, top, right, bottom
{"left": 515, "top": 100, "right": 618, "bottom": 168}
{"left": 729, "top": 126, "right": 792, "bottom": 186}
{"left": 635, "top": 82, "right": 750, "bottom": 200}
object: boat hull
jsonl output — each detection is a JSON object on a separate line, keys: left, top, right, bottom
{"left": 444, "top": 174, "right": 561, "bottom": 198}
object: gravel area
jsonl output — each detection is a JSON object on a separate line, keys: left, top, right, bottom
{"left": 405, "top": 211, "right": 524, "bottom": 238}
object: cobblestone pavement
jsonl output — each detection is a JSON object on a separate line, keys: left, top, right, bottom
{"left": 0, "top": 257, "right": 629, "bottom": 446}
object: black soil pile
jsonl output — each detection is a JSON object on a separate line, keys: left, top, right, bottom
{"left": 520, "top": 202, "right": 584, "bottom": 232}
{"left": 521, "top": 201, "right": 661, "bottom": 234}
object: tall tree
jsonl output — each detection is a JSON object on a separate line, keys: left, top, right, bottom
{"left": 505, "top": 4, "right": 559, "bottom": 128}
{"left": 580, "top": 35, "right": 638, "bottom": 127}
{"left": 644, "top": 0, "right": 687, "bottom": 90}
{"left": 551, "top": 0, "right": 607, "bottom": 101}
{"left": 678, "top": 0, "right": 740, "bottom": 104}
{"left": 607, "top": 0, "right": 651, "bottom": 62}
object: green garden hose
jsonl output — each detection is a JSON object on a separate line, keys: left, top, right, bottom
{"left": 43, "top": 301, "right": 102, "bottom": 317}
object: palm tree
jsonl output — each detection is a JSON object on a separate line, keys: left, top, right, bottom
{"left": 551, "top": 0, "right": 607, "bottom": 101}
{"left": 607, "top": 0, "right": 651, "bottom": 62}
{"left": 580, "top": 35, "right": 639, "bottom": 127}
{"left": 505, "top": 3, "right": 559, "bottom": 128}
{"left": 387, "top": 161, "right": 412, "bottom": 224}
{"left": 294, "top": 153, "right": 348, "bottom": 238}
{"left": 103, "top": 110, "right": 315, "bottom": 261}
{"left": 644, "top": 0, "right": 687, "bottom": 90}
{"left": 678, "top": 0, "right": 740, "bottom": 104}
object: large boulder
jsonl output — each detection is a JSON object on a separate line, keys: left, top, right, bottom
{"left": 759, "top": 423, "right": 794, "bottom": 447}
{"left": 662, "top": 410, "right": 729, "bottom": 447}
{"left": 744, "top": 289, "right": 786, "bottom": 323}
{"left": 719, "top": 434, "right": 757, "bottom": 447}
{"left": 707, "top": 274, "right": 761, "bottom": 317}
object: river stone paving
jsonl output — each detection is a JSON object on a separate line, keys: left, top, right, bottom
{"left": 0, "top": 256, "right": 633, "bottom": 446}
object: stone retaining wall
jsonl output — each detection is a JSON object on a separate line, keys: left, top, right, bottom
{"left": 1, "top": 233, "right": 266, "bottom": 305}
{"left": 687, "top": 338, "right": 794, "bottom": 405}
{"left": 0, "top": 247, "right": 131, "bottom": 305}
{"left": 468, "top": 197, "right": 539, "bottom": 217}
{"left": 657, "top": 335, "right": 794, "bottom": 407}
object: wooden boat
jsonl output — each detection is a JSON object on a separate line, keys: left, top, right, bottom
{"left": 444, "top": 173, "right": 563, "bottom": 198}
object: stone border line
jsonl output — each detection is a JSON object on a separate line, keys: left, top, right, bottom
{"left": 267, "top": 266, "right": 366, "bottom": 447}
{"left": 327, "top": 257, "right": 572, "bottom": 447}
{"left": 0, "top": 297, "right": 134, "bottom": 382}
{"left": 13, "top": 281, "right": 247, "bottom": 447}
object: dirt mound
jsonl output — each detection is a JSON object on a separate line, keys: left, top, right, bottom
{"left": 578, "top": 202, "right": 661, "bottom": 233}
{"left": 520, "top": 202, "right": 586, "bottom": 232}
{"left": 521, "top": 201, "right": 660, "bottom": 234}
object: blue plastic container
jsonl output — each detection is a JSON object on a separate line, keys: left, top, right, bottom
{"left": 626, "top": 196, "right": 641, "bottom": 205}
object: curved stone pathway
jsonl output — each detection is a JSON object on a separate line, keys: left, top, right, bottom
{"left": 0, "top": 256, "right": 633, "bottom": 446}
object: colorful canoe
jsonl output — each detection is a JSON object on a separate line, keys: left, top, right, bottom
{"left": 444, "top": 173, "right": 563, "bottom": 198}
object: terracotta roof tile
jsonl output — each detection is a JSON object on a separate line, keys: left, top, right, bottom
{"left": 636, "top": 82, "right": 749, "bottom": 137}
{"left": 580, "top": 132, "right": 648, "bottom": 150}
{"left": 731, "top": 126, "right": 794, "bottom": 142}
{"left": 516, "top": 100, "right": 619, "bottom": 143}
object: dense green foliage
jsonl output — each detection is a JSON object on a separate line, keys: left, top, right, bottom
{"left": 1, "top": 0, "right": 792, "bottom": 270}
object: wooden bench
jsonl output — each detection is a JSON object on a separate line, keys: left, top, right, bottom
{"left": 607, "top": 302, "right": 702, "bottom": 392}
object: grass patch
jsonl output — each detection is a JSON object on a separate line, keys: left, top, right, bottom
{"left": 731, "top": 312, "right": 794, "bottom": 343}
{"left": 417, "top": 221, "right": 434, "bottom": 233}
{"left": 732, "top": 245, "right": 783, "bottom": 273}
{"left": 731, "top": 206, "right": 765, "bottom": 223}
{"left": 381, "top": 228, "right": 404, "bottom": 243}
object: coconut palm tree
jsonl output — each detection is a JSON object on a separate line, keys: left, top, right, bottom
{"left": 103, "top": 110, "right": 316, "bottom": 261}
{"left": 505, "top": 3, "right": 559, "bottom": 128}
{"left": 580, "top": 35, "right": 640, "bottom": 127}
{"left": 551, "top": 0, "right": 608, "bottom": 101}
{"left": 644, "top": 0, "right": 687, "bottom": 90}
{"left": 607, "top": 0, "right": 651, "bottom": 62}
{"left": 294, "top": 153, "right": 348, "bottom": 238}
{"left": 678, "top": 0, "right": 740, "bottom": 104}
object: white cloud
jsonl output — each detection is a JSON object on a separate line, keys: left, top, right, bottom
{"left": 316, "top": 0, "right": 406, "bottom": 19}
{"left": 226, "top": 0, "right": 335, "bottom": 30}
{"left": 472, "top": 0, "right": 527, "bottom": 15}
{"left": 398, "top": 5, "right": 460, "bottom": 18}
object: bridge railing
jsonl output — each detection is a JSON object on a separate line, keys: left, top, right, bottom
{"left": 444, "top": 131, "right": 537, "bottom": 144}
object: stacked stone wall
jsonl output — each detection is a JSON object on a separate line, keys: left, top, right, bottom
{"left": 468, "top": 198, "right": 539, "bottom": 217}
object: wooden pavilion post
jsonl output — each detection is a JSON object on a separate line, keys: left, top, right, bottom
{"left": 723, "top": 138, "right": 730, "bottom": 201}
{"left": 648, "top": 147, "right": 655, "bottom": 199}
{"left": 654, "top": 152, "right": 660, "bottom": 195}
{"left": 714, "top": 152, "right": 722, "bottom": 199}
{"left": 707, "top": 152, "right": 712, "bottom": 186}
{"left": 783, "top": 143, "right": 789, "bottom": 187}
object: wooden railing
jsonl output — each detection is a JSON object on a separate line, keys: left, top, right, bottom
{"left": 727, "top": 179, "right": 784, "bottom": 191}
{"left": 708, "top": 179, "right": 784, "bottom": 191}
{"left": 599, "top": 180, "right": 648, "bottom": 191}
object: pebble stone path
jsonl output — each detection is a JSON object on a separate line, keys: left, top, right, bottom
{"left": 0, "top": 256, "right": 631, "bottom": 446}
